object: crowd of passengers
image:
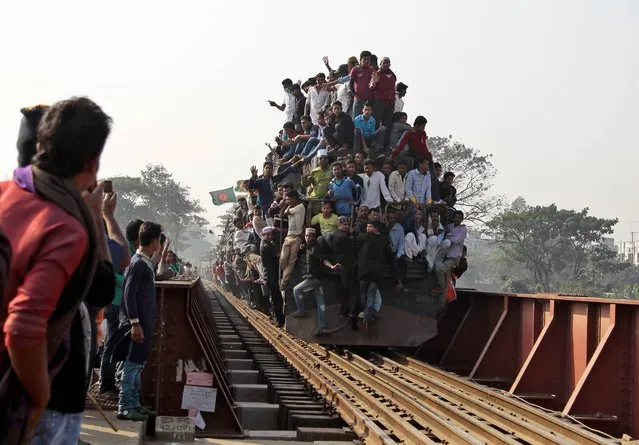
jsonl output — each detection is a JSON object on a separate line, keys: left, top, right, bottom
{"left": 215, "top": 51, "right": 469, "bottom": 335}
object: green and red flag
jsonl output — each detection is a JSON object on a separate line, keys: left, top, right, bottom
{"left": 235, "top": 180, "right": 249, "bottom": 193}
{"left": 209, "top": 187, "right": 237, "bottom": 206}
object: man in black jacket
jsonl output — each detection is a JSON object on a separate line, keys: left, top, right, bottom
{"left": 323, "top": 101, "right": 354, "bottom": 152}
{"left": 357, "top": 220, "right": 391, "bottom": 323}
{"left": 260, "top": 227, "right": 283, "bottom": 327}
{"left": 291, "top": 228, "right": 341, "bottom": 334}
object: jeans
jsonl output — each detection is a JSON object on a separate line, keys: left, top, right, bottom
{"left": 119, "top": 360, "right": 145, "bottom": 411}
{"left": 300, "top": 137, "right": 321, "bottom": 157}
{"left": 31, "top": 409, "right": 83, "bottom": 445}
{"left": 359, "top": 281, "right": 379, "bottom": 321}
{"left": 352, "top": 98, "right": 367, "bottom": 119}
{"left": 99, "top": 303, "right": 120, "bottom": 391}
{"left": 293, "top": 278, "right": 327, "bottom": 329}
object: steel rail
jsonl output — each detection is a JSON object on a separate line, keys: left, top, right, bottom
{"left": 305, "top": 343, "right": 515, "bottom": 445}
{"left": 347, "top": 349, "right": 576, "bottom": 445}
{"left": 236, "top": 303, "right": 437, "bottom": 444}
{"left": 219, "top": 290, "right": 399, "bottom": 445}
{"left": 397, "top": 355, "right": 618, "bottom": 445}
{"left": 225, "top": 293, "right": 486, "bottom": 444}
{"left": 216, "top": 285, "right": 616, "bottom": 444}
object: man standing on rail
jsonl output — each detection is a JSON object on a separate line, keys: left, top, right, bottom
{"left": 279, "top": 190, "right": 305, "bottom": 291}
{"left": 260, "top": 227, "right": 284, "bottom": 327}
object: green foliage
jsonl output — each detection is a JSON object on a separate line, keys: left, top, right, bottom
{"left": 428, "top": 135, "right": 504, "bottom": 225}
{"left": 109, "top": 164, "right": 208, "bottom": 252}
{"left": 486, "top": 199, "right": 625, "bottom": 294}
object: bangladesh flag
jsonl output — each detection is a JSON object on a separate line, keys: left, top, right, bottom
{"left": 210, "top": 187, "right": 237, "bottom": 206}
{"left": 235, "top": 180, "right": 249, "bottom": 193}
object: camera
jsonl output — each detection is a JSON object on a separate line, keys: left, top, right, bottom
{"left": 160, "top": 234, "right": 166, "bottom": 244}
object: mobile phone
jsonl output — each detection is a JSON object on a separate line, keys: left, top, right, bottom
{"left": 160, "top": 233, "right": 167, "bottom": 244}
{"left": 103, "top": 180, "right": 113, "bottom": 193}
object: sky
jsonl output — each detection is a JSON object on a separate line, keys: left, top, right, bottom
{"left": 0, "top": 0, "right": 637, "bottom": 244}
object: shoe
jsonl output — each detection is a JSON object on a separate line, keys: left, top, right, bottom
{"left": 137, "top": 406, "right": 157, "bottom": 417}
{"left": 117, "top": 408, "right": 148, "bottom": 421}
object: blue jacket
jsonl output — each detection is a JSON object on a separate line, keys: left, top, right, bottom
{"left": 248, "top": 168, "right": 292, "bottom": 210}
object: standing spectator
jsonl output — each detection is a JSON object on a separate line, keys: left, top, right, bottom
{"left": 388, "top": 159, "right": 408, "bottom": 204}
{"left": 349, "top": 50, "right": 375, "bottom": 118}
{"left": 99, "top": 192, "right": 132, "bottom": 396}
{"left": 395, "top": 82, "right": 408, "bottom": 112}
{"left": 260, "top": 227, "right": 283, "bottom": 326}
{"left": 435, "top": 211, "right": 467, "bottom": 314}
{"left": 305, "top": 73, "right": 331, "bottom": 125}
{"left": 323, "top": 101, "right": 354, "bottom": 151}
{"left": 326, "top": 216, "right": 357, "bottom": 317}
{"left": 290, "top": 84, "right": 307, "bottom": 128}
{"left": 279, "top": 191, "right": 305, "bottom": 290}
{"left": 117, "top": 221, "right": 163, "bottom": 421}
{"left": 268, "top": 78, "right": 296, "bottom": 124}
{"left": 357, "top": 221, "right": 390, "bottom": 323}
{"left": 370, "top": 57, "right": 397, "bottom": 139}
{"left": 15, "top": 104, "right": 49, "bottom": 168}
{"left": 440, "top": 172, "right": 458, "bottom": 207}
{"left": 291, "top": 228, "right": 338, "bottom": 335}
{"left": 311, "top": 201, "right": 339, "bottom": 235}
{"left": 327, "top": 162, "right": 360, "bottom": 217}
{"left": 0, "top": 97, "right": 113, "bottom": 442}
{"left": 354, "top": 102, "right": 386, "bottom": 156}
{"left": 405, "top": 157, "right": 433, "bottom": 206}
{"left": 386, "top": 211, "right": 407, "bottom": 292}
{"left": 359, "top": 160, "right": 392, "bottom": 210}
{"left": 334, "top": 64, "right": 352, "bottom": 116}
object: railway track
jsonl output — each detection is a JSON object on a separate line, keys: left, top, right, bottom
{"left": 215, "top": 286, "right": 619, "bottom": 445}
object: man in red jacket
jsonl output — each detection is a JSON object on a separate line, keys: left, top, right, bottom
{"left": 370, "top": 56, "right": 397, "bottom": 147}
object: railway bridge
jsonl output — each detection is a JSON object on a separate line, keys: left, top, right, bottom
{"left": 87, "top": 278, "right": 638, "bottom": 444}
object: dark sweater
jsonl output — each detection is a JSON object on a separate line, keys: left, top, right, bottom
{"left": 357, "top": 232, "right": 390, "bottom": 281}
{"left": 119, "top": 254, "right": 157, "bottom": 364}
{"left": 48, "top": 261, "right": 115, "bottom": 413}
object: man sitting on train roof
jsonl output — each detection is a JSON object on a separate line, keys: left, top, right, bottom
{"left": 435, "top": 210, "right": 467, "bottom": 315}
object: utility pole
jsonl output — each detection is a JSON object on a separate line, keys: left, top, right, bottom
{"left": 631, "top": 221, "right": 639, "bottom": 265}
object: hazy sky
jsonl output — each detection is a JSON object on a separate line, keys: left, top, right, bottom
{"left": 1, "top": 1, "right": 637, "bottom": 243}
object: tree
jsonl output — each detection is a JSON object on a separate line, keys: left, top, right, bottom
{"left": 429, "top": 135, "right": 504, "bottom": 225}
{"left": 109, "top": 164, "right": 208, "bottom": 252}
{"left": 486, "top": 201, "right": 622, "bottom": 294}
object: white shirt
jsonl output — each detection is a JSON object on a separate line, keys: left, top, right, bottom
{"left": 284, "top": 92, "right": 296, "bottom": 123}
{"left": 234, "top": 229, "right": 250, "bottom": 251}
{"left": 394, "top": 94, "right": 405, "bottom": 113}
{"left": 388, "top": 170, "right": 407, "bottom": 203}
{"left": 286, "top": 203, "right": 306, "bottom": 236}
{"left": 308, "top": 86, "right": 330, "bottom": 125}
{"left": 359, "top": 171, "right": 392, "bottom": 209}
{"left": 336, "top": 83, "right": 352, "bottom": 115}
